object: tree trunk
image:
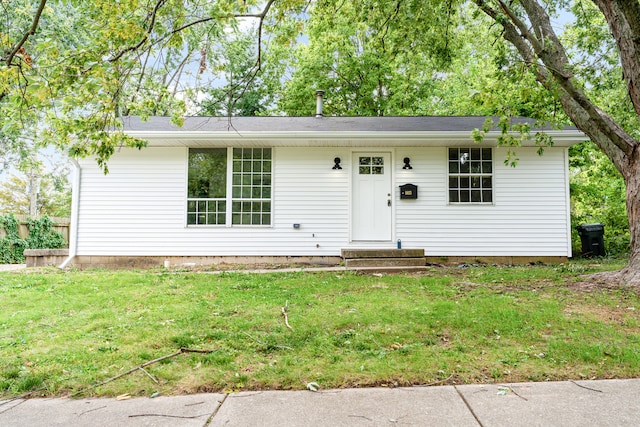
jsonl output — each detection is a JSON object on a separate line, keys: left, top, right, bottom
{"left": 28, "top": 169, "right": 40, "bottom": 217}
{"left": 473, "top": 0, "right": 640, "bottom": 287}
{"left": 590, "top": 152, "right": 640, "bottom": 286}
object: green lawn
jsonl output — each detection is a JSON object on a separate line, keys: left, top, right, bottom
{"left": 1, "top": 260, "right": 639, "bottom": 398}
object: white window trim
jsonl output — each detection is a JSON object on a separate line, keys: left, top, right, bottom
{"left": 447, "top": 147, "right": 494, "bottom": 205}
{"left": 187, "top": 147, "right": 273, "bottom": 227}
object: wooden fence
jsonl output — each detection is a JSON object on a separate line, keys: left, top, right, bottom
{"left": 0, "top": 215, "right": 70, "bottom": 245}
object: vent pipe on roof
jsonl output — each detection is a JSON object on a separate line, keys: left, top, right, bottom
{"left": 315, "top": 90, "right": 325, "bottom": 118}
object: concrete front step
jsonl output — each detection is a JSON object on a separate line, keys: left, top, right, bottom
{"left": 341, "top": 248, "right": 424, "bottom": 259}
{"left": 345, "top": 257, "right": 426, "bottom": 268}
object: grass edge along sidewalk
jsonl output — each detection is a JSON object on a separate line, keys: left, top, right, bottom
{"left": 1, "top": 260, "right": 639, "bottom": 398}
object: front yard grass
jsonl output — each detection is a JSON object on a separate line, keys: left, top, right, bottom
{"left": 1, "top": 259, "right": 639, "bottom": 398}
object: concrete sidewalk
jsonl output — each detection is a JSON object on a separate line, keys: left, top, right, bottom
{"left": 1, "top": 379, "right": 639, "bottom": 426}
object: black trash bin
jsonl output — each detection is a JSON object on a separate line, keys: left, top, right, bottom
{"left": 576, "top": 223, "right": 605, "bottom": 257}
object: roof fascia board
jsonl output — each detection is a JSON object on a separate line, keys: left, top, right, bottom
{"left": 124, "top": 129, "right": 586, "bottom": 147}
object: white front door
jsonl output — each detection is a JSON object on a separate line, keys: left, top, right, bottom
{"left": 352, "top": 152, "right": 392, "bottom": 241}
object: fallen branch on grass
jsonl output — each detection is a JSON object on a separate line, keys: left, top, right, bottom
{"left": 424, "top": 374, "right": 454, "bottom": 387}
{"left": 281, "top": 300, "right": 293, "bottom": 330}
{"left": 0, "top": 385, "right": 48, "bottom": 409}
{"left": 69, "top": 347, "right": 214, "bottom": 397}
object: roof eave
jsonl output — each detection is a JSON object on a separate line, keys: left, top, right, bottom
{"left": 123, "top": 129, "right": 586, "bottom": 147}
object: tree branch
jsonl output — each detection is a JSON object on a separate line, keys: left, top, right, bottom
{"left": 108, "top": 0, "right": 167, "bottom": 63}
{"left": 474, "top": 0, "right": 636, "bottom": 165}
{"left": 3, "top": 0, "right": 47, "bottom": 66}
{"left": 69, "top": 347, "right": 213, "bottom": 397}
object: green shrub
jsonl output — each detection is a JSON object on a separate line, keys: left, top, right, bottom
{"left": 0, "top": 214, "right": 66, "bottom": 263}
{"left": 25, "top": 216, "right": 66, "bottom": 249}
{"left": 0, "top": 214, "right": 27, "bottom": 263}
{"left": 570, "top": 141, "right": 629, "bottom": 256}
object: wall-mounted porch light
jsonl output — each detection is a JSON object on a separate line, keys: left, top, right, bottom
{"left": 402, "top": 157, "right": 413, "bottom": 170}
{"left": 332, "top": 157, "right": 342, "bottom": 170}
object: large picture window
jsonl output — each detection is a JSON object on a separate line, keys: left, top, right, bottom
{"left": 187, "top": 148, "right": 272, "bottom": 225}
{"left": 448, "top": 147, "right": 493, "bottom": 204}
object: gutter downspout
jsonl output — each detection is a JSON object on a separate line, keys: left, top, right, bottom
{"left": 59, "top": 158, "right": 81, "bottom": 269}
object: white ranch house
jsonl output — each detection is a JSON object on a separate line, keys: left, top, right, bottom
{"left": 59, "top": 115, "right": 585, "bottom": 269}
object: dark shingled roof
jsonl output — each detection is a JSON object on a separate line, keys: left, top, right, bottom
{"left": 121, "top": 116, "right": 575, "bottom": 133}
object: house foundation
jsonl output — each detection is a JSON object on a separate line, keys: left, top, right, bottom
{"left": 41, "top": 253, "right": 569, "bottom": 270}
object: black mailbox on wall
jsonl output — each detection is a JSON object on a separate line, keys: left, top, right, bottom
{"left": 400, "top": 183, "right": 418, "bottom": 199}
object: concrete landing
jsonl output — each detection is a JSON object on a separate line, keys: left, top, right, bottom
{"left": 342, "top": 248, "right": 426, "bottom": 268}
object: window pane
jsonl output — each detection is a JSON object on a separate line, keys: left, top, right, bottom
{"left": 192, "top": 147, "right": 272, "bottom": 226}
{"left": 188, "top": 148, "right": 227, "bottom": 198}
{"left": 359, "top": 166, "right": 370, "bottom": 174}
{"left": 448, "top": 147, "right": 492, "bottom": 204}
{"left": 460, "top": 161, "right": 470, "bottom": 173}
{"left": 373, "top": 157, "right": 384, "bottom": 165}
{"left": 372, "top": 166, "right": 383, "bottom": 174}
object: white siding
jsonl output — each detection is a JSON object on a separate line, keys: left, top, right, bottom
{"left": 76, "top": 145, "right": 571, "bottom": 257}
{"left": 76, "top": 147, "right": 351, "bottom": 256}
{"left": 394, "top": 146, "right": 571, "bottom": 256}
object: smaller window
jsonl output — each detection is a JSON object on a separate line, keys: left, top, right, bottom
{"left": 359, "top": 156, "right": 385, "bottom": 175}
{"left": 448, "top": 148, "right": 493, "bottom": 204}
